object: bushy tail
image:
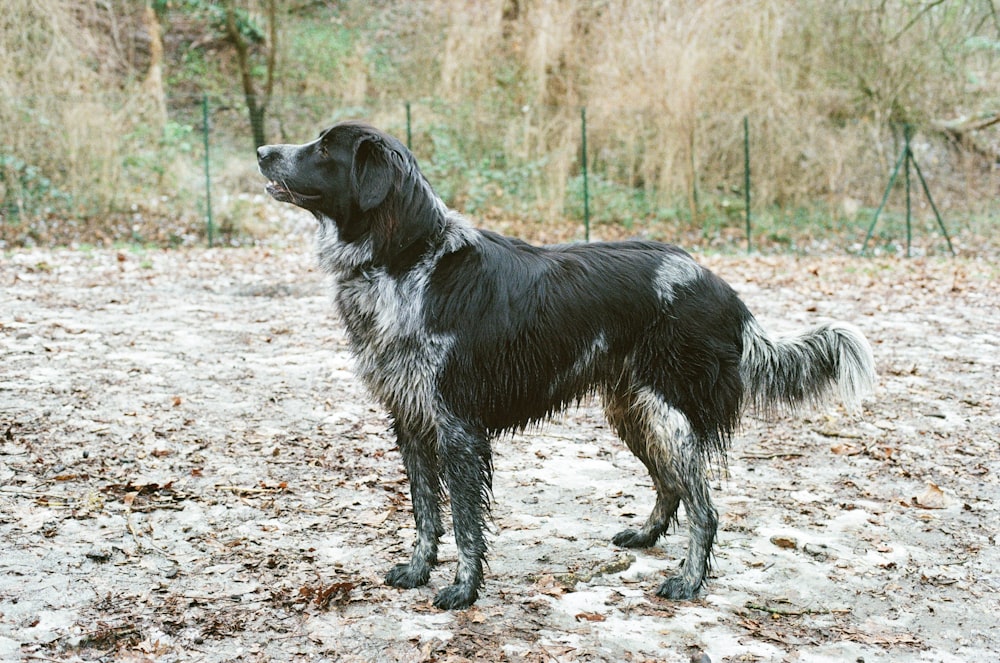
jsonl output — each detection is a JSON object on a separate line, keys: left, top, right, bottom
{"left": 740, "top": 319, "right": 876, "bottom": 415}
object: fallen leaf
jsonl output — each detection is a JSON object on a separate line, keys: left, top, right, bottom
{"left": 313, "top": 581, "right": 355, "bottom": 609}
{"left": 532, "top": 574, "right": 568, "bottom": 597}
{"left": 357, "top": 508, "right": 392, "bottom": 527}
{"left": 464, "top": 607, "right": 489, "bottom": 624}
{"left": 867, "top": 445, "right": 896, "bottom": 460}
{"left": 575, "top": 611, "right": 606, "bottom": 622}
{"left": 770, "top": 535, "right": 798, "bottom": 550}
{"left": 913, "top": 483, "right": 949, "bottom": 509}
{"left": 737, "top": 618, "right": 803, "bottom": 645}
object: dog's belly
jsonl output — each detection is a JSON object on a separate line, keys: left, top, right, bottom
{"left": 438, "top": 334, "right": 617, "bottom": 433}
{"left": 476, "top": 382, "right": 593, "bottom": 431}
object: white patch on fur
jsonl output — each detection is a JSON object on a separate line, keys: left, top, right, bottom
{"left": 823, "top": 321, "right": 876, "bottom": 408}
{"left": 438, "top": 211, "right": 480, "bottom": 252}
{"left": 579, "top": 332, "right": 609, "bottom": 372}
{"left": 337, "top": 270, "right": 444, "bottom": 430}
{"left": 654, "top": 254, "right": 701, "bottom": 303}
{"left": 321, "top": 209, "right": 480, "bottom": 432}
{"left": 549, "top": 332, "right": 609, "bottom": 399}
{"left": 631, "top": 387, "right": 695, "bottom": 460}
{"left": 314, "top": 215, "right": 373, "bottom": 275}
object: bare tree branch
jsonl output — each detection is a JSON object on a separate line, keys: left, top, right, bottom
{"left": 889, "top": 0, "right": 947, "bottom": 44}
{"left": 224, "top": 1, "right": 271, "bottom": 148}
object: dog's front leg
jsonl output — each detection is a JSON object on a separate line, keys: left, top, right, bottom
{"left": 386, "top": 421, "right": 443, "bottom": 590}
{"left": 433, "top": 424, "right": 492, "bottom": 610}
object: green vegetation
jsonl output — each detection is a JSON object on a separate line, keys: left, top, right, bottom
{"left": 1, "top": 0, "right": 997, "bottom": 254}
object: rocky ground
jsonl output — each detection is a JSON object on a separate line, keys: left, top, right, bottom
{"left": 1, "top": 240, "right": 997, "bottom": 662}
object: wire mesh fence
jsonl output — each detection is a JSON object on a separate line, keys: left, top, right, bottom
{"left": 1, "top": 91, "right": 989, "bottom": 254}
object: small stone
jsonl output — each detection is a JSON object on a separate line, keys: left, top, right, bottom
{"left": 85, "top": 547, "right": 112, "bottom": 562}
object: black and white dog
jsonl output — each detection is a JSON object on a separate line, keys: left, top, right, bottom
{"left": 257, "top": 122, "right": 875, "bottom": 610}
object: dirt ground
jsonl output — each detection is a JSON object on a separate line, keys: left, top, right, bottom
{"left": 1, "top": 237, "right": 997, "bottom": 662}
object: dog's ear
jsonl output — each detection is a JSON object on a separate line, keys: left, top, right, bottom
{"left": 352, "top": 136, "right": 396, "bottom": 212}
{"left": 348, "top": 129, "right": 440, "bottom": 273}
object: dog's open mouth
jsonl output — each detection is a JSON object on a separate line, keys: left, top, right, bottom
{"left": 264, "top": 180, "right": 293, "bottom": 202}
{"left": 265, "top": 180, "right": 322, "bottom": 205}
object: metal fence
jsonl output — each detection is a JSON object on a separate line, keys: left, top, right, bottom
{"left": 0, "top": 92, "right": 974, "bottom": 254}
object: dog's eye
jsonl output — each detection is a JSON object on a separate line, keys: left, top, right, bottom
{"left": 317, "top": 142, "right": 329, "bottom": 157}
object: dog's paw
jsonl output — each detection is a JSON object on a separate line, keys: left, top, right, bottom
{"left": 655, "top": 576, "right": 699, "bottom": 600}
{"left": 432, "top": 583, "right": 478, "bottom": 610}
{"left": 386, "top": 563, "right": 430, "bottom": 589}
{"left": 612, "top": 528, "right": 656, "bottom": 549}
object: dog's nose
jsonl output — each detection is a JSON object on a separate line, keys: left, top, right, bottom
{"left": 258, "top": 144, "right": 285, "bottom": 165}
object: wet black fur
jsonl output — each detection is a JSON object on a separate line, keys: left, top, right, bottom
{"left": 257, "top": 122, "right": 875, "bottom": 610}
{"left": 428, "top": 234, "right": 746, "bottom": 446}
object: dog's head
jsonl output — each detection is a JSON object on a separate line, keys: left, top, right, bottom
{"left": 257, "top": 122, "right": 442, "bottom": 270}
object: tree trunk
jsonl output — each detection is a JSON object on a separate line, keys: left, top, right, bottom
{"left": 141, "top": 2, "right": 167, "bottom": 127}
{"left": 248, "top": 98, "right": 266, "bottom": 150}
{"left": 225, "top": 1, "right": 277, "bottom": 149}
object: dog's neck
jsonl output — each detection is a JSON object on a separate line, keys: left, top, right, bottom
{"left": 314, "top": 206, "right": 479, "bottom": 282}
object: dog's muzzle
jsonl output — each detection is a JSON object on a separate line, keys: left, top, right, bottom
{"left": 257, "top": 145, "right": 321, "bottom": 205}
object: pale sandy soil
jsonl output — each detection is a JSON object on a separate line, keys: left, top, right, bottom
{"left": 1, "top": 240, "right": 997, "bottom": 662}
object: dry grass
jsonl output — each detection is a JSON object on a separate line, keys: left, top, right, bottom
{"left": 0, "top": 2, "right": 169, "bottom": 223}
{"left": 1, "top": 0, "right": 997, "bottom": 249}
{"left": 413, "top": 0, "right": 999, "bottom": 218}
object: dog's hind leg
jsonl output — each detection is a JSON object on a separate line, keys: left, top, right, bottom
{"left": 603, "top": 388, "right": 718, "bottom": 600}
{"left": 656, "top": 461, "right": 718, "bottom": 600}
{"left": 603, "top": 388, "right": 682, "bottom": 549}
{"left": 433, "top": 420, "right": 492, "bottom": 610}
{"left": 386, "top": 421, "right": 444, "bottom": 590}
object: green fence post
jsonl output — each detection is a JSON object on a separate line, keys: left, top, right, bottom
{"left": 743, "top": 115, "right": 751, "bottom": 253}
{"left": 904, "top": 124, "right": 912, "bottom": 258}
{"left": 581, "top": 106, "right": 590, "bottom": 242}
{"left": 910, "top": 154, "right": 956, "bottom": 256}
{"left": 405, "top": 102, "right": 412, "bottom": 151}
{"left": 202, "top": 93, "right": 214, "bottom": 248}
{"left": 861, "top": 138, "right": 907, "bottom": 256}
{"left": 862, "top": 124, "right": 955, "bottom": 257}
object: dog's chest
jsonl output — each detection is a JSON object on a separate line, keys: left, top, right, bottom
{"left": 335, "top": 272, "right": 451, "bottom": 421}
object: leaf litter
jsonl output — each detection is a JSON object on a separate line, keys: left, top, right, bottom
{"left": 0, "top": 242, "right": 998, "bottom": 661}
